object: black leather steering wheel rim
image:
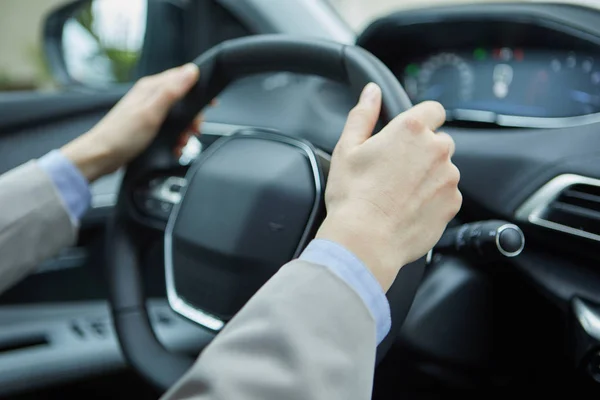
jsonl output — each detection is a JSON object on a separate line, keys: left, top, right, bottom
{"left": 107, "top": 35, "right": 425, "bottom": 391}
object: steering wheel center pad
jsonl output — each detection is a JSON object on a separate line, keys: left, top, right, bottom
{"left": 166, "top": 131, "right": 322, "bottom": 328}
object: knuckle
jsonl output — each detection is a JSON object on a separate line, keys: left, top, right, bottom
{"left": 455, "top": 189, "right": 463, "bottom": 206}
{"left": 432, "top": 138, "right": 451, "bottom": 160}
{"left": 433, "top": 134, "right": 455, "bottom": 160}
{"left": 401, "top": 115, "right": 426, "bottom": 134}
{"left": 447, "top": 164, "right": 461, "bottom": 186}
{"left": 442, "top": 191, "right": 462, "bottom": 221}
{"left": 422, "top": 101, "right": 446, "bottom": 121}
{"left": 450, "top": 190, "right": 463, "bottom": 216}
{"left": 440, "top": 131, "right": 456, "bottom": 147}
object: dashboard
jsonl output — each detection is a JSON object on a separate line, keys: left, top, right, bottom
{"left": 358, "top": 7, "right": 600, "bottom": 128}
{"left": 399, "top": 48, "right": 600, "bottom": 123}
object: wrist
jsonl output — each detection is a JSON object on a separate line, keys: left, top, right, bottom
{"left": 316, "top": 211, "right": 402, "bottom": 292}
{"left": 60, "top": 132, "right": 115, "bottom": 182}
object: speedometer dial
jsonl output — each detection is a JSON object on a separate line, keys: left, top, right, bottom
{"left": 404, "top": 53, "right": 474, "bottom": 105}
{"left": 400, "top": 48, "right": 600, "bottom": 125}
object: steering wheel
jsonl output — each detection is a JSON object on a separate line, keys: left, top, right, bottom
{"left": 107, "top": 35, "right": 425, "bottom": 391}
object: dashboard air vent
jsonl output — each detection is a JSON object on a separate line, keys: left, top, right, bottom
{"left": 515, "top": 174, "right": 600, "bottom": 242}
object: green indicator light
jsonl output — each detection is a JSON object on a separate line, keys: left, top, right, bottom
{"left": 405, "top": 63, "right": 419, "bottom": 77}
{"left": 474, "top": 48, "right": 487, "bottom": 61}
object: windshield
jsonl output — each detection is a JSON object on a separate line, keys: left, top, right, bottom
{"left": 327, "top": 0, "right": 594, "bottom": 32}
{"left": 327, "top": 0, "right": 499, "bottom": 31}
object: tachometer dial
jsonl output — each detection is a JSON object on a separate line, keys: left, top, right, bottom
{"left": 404, "top": 52, "right": 474, "bottom": 105}
{"left": 526, "top": 52, "right": 600, "bottom": 117}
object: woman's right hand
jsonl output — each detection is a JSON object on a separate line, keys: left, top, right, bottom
{"left": 317, "top": 83, "right": 462, "bottom": 291}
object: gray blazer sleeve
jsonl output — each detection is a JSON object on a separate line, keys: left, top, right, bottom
{"left": 0, "top": 161, "right": 76, "bottom": 293}
{"left": 161, "top": 260, "right": 377, "bottom": 400}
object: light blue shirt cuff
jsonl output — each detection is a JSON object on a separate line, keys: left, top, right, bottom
{"left": 299, "top": 238, "right": 391, "bottom": 344}
{"left": 37, "top": 150, "right": 92, "bottom": 224}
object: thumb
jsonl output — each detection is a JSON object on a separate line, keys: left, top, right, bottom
{"left": 151, "top": 63, "right": 200, "bottom": 113}
{"left": 338, "top": 83, "right": 382, "bottom": 149}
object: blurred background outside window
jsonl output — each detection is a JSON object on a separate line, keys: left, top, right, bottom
{"left": 0, "top": 0, "right": 147, "bottom": 92}
{"left": 62, "top": 0, "right": 147, "bottom": 86}
{"left": 0, "top": 0, "right": 568, "bottom": 93}
{"left": 0, "top": 0, "right": 66, "bottom": 92}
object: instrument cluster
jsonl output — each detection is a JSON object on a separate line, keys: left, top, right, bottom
{"left": 398, "top": 48, "right": 600, "bottom": 127}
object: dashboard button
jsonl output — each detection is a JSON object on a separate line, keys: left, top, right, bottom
{"left": 159, "top": 201, "right": 173, "bottom": 214}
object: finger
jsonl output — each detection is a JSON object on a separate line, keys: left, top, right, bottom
{"left": 190, "top": 114, "right": 204, "bottom": 133}
{"left": 132, "top": 65, "right": 185, "bottom": 96}
{"left": 178, "top": 131, "right": 193, "bottom": 146}
{"left": 149, "top": 63, "right": 200, "bottom": 112}
{"left": 151, "top": 63, "right": 198, "bottom": 88}
{"left": 174, "top": 131, "right": 195, "bottom": 157}
{"left": 173, "top": 139, "right": 185, "bottom": 158}
{"left": 184, "top": 122, "right": 201, "bottom": 136}
{"left": 192, "top": 99, "right": 214, "bottom": 132}
{"left": 338, "top": 83, "right": 382, "bottom": 149}
{"left": 188, "top": 122, "right": 201, "bottom": 135}
{"left": 392, "top": 101, "right": 446, "bottom": 133}
{"left": 435, "top": 131, "right": 456, "bottom": 158}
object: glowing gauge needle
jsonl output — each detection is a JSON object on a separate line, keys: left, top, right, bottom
{"left": 493, "top": 64, "right": 514, "bottom": 99}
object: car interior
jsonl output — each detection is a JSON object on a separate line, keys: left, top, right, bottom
{"left": 2, "top": 0, "right": 600, "bottom": 398}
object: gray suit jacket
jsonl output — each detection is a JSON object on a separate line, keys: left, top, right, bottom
{"left": 0, "top": 161, "right": 76, "bottom": 293}
{"left": 0, "top": 161, "right": 377, "bottom": 400}
{"left": 161, "top": 259, "right": 377, "bottom": 400}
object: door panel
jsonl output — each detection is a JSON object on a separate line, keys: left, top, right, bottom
{"left": 0, "top": 88, "right": 121, "bottom": 304}
{"left": 0, "top": 88, "right": 213, "bottom": 395}
{"left": 0, "top": 89, "right": 125, "bottom": 173}
{"left": 0, "top": 300, "right": 212, "bottom": 397}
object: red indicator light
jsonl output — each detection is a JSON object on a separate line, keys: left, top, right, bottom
{"left": 492, "top": 48, "right": 501, "bottom": 59}
{"left": 514, "top": 49, "right": 524, "bottom": 61}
